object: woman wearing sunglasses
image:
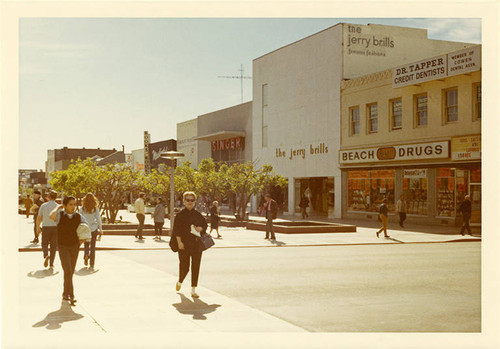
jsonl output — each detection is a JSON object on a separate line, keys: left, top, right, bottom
{"left": 171, "top": 191, "right": 207, "bottom": 298}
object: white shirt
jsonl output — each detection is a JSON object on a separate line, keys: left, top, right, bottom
{"left": 135, "top": 198, "right": 145, "bottom": 215}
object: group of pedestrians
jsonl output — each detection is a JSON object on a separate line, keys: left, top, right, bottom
{"left": 375, "top": 194, "right": 473, "bottom": 237}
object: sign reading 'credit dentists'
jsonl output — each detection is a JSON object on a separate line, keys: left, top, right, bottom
{"left": 340, "top": 141, "right": 449, "bottom": 164}
{"left": 392, "top": 45, "right": 481, "bottom": 88}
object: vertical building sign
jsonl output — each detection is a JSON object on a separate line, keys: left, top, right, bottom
{"left": 144, "top": 131, "right": 151, "bottom": 174}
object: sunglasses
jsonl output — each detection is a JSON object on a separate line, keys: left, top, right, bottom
{"left": 184, "top": 198, "right": 196, "bottom": 203}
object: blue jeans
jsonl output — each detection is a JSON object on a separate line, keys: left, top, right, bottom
{"left": 84, "top": 230, "right": 98, "bottom": 266}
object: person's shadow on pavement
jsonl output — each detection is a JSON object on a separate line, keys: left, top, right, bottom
{"left": 32, "top": 300, "right": 84, "bottom": 330}
{"left": 75, "top": 267, "right": 99, "bottom": 276}
{"left": 172, "top": 293, "right": 221, "bottom": 320}
{"left": 27, "top": 269, "right": 60, "bottom": 279}
{"left": 270, "top": 239, "right": 286, "bottom": 246}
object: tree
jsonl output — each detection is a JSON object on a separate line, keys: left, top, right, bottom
{"left": 174, "top": 161, "right": 197, "bottom": 198}
{"left": 226, "top": 162, "right": 288, "bottom": 220}
{"left": 195, "top": 158, "right": 230, "bottom": 202}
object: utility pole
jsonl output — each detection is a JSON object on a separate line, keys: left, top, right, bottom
{"left": 218, "top": 64, "right": 252, "bottom": 104}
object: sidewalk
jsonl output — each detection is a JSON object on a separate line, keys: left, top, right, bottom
{"left": 18, "top": 211, "right": 480, "bottom": 252}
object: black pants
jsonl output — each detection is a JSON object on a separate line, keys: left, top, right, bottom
{"left": 58, "top": 244, "right": 79, "bottom": 298}
{"left": 301, "top": 207, "right": 308, "bottom": 219}
{"left": 154, "top": 221, "right": 163, "bottom": 236}
{"left": 41, "top": 226, "right": 58, "bottom": 266}
{"left": 461, "top": 216, "right": 472, "bottom": 235}
{"left": 84, "top": 231, "right": 98, "bottom": 266}
{"left": 33, "top": 214, "right": 39, "bottom": 242}
{"left": 265, "top": 219, "right": 275, "bottom": 239}
{"left": 178, "top": 248, "right": 202, "bottom": 287}
{"left": 398, "top": 212, "right": 406, "bottom": 227}
{"left": 136, "top": 214, "right": 145, "bottom": 238}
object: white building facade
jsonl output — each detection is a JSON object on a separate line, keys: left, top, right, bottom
{"left": 252, "top": 23, "right": 473, "bottom": 218}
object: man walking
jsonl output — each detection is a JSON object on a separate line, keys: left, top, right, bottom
{"left": 135, "top": 192, "right": 146, "bottom": 240}
{"left": 30, "top": 190, "right": 44, "bottom": 243}
{"left": 459, "top": 195, "right": 472, "bottom": 236}
{"left": 263, "top": 193, "right": 278, "bottom": 240}
{"left": 396, "top": 194, "right": 407, "bottom": 228}
{"left": 24, "top": 195, "right": 33, "bottom": 218}
{"left": 36, "top": 190, "right": 59, "bottom": 268}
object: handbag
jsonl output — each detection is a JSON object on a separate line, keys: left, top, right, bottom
{"left": 76, "top": 223, "right": 92, "bottom": 242}
{"left": 169, "top": 236, "right": 179, "bottom": 252}
{"left": 197, "top": 233, "right": 215, "bottom": 251}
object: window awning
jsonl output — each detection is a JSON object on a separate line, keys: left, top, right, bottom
{"left": 193, "top": 131, "right": 245, "bottom": 142}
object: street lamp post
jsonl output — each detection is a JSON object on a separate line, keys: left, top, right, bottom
{"left": 160, "top": 151, "right": 184, "bottom": 236}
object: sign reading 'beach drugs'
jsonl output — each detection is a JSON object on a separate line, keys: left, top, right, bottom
{"left": 340, "top": 141, "right": 449, "bottom": 164}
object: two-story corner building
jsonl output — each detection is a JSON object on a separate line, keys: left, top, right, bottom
{"left": 340, "top": 45, "right": 481, "bottom": 226}
{"left": 252, "top": 22, "right": 474, "bottom": 219}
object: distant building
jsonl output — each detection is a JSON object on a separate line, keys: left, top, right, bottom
{"left": 131, "top": 139, "right": 177, "bottom": 172}
{"left": 177, "top": 102, "right": 252, "bottom": 168}
{"left": 19, "top": 169, "right": 48, "bottom": 193}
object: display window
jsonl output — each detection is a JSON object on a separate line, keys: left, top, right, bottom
{"left": 402, "top": 169, "right": 428, "bottom": 215}
{"left": 437, "top": 168, "right": 456, "bottom": 217}
{"left": 347, "top": 169, "right": 395, "bottom": 213}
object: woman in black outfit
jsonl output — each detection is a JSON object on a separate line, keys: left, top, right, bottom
{"left": 172, "top": 191, "right": 208, "bottom": 298}
{"left": 209, "top": 201, "right": 221, "bottom": 238}
{"left": 50, "top": 196, "right": 88, "bottom": 305}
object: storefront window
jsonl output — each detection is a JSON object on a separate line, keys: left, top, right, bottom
{"left": 455, "top": 169, "right": 469, "bottom": 214}
{"left": 436, "top": 168, "right": 457, "bottom": 217}
{"left": 347, "top": 169, "right": 395, "bottom": 213}
{"left": 402, "top": 169, "right": 428, "bottom": 215}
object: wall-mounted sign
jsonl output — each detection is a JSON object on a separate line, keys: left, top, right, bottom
{"left": 340, "top": 141, "right": 449, "bottom": 164}
{"left": 451, "top": 135, "right": 481, "bottom": 161}
{"left": 275, "top": 143, "right": 328, "bottom": 160}
{"left": 392, "top": 45, "right": 481, "bottom": 88}
{"left": 447, "top": 46, "right": 481, "bottom": 77}
{"left": 211, "top": 137, "right": 245, "bottom": 152}
{"left": 392, "top": 55, "right": 447, "bottom": 87}
{"left": 404, "top": 169, "right": 427, "bottom": 178}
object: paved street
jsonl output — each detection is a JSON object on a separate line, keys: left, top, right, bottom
{"left": 5, "top": 213, "right": 485, "bottom": 348}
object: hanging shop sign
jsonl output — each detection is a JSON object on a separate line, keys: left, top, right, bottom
{"left": 340, "top": 141, "right": 449, "bottom": 164}
{"left": 451, "top": 135, "right": 481, "bottom": 161}
{"left": 211, "top": 137, "right": 245, "bottom": 152}
{"left": 392, "top": 45, "right": 481, "bottom": 88}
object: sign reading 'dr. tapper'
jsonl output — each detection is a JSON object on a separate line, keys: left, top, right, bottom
{"left": 276, "top": 143, "right": 328, "bottom": 160}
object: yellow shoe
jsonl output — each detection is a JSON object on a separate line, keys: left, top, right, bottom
{"left": 176, "top": 282, "right": 182, "bottom": 291}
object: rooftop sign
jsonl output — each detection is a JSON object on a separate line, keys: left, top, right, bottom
{"left": 392, "top": 45, "right": 480, "bottom": 88}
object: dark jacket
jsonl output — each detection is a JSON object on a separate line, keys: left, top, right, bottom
{"left": 379, "top": 203, "right": 388, "bottom": 216}
{"left": 264, "top": 199, "right": 278, "bottom": 220}
{"left": 460, "top": 199, "right": 472, "bottom": 218}
{"left": 171, "top": 208, "right": 208, "bottom": 251}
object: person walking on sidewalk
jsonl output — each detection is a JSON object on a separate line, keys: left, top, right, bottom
{"left": 24, "top": 195, "right": 33, "bottom": 218}
{"left": 36, "top": 190, "right": 59, "bottom": 268}
{"left": 396, "top": 194, "right": 407, "bottom": 228}
{"left": 299, "top": 195, "right": 309, "bottom": 220}
{"left": 135, "top": 192, "right": 146, "bottom": 240}
{"left": 80, "top": 193, "right": 102, "bottom": 269}
{"left": 459, "top": 195, "right": 472, "bottom": 236}
{"left": 376, "top": 198, "right": 390, "bottom": 238}
{"left": 264, "top": 193, "right": 278, "bottom": 240}
{"left": 152, "top": 197, "right": 166, "bottom": 240}
{"left": 172, "top": 191, "right": 208, "bottom": 298}
{"left": 31, "top": 190, "right": 44, "bottom": 243}
{"left": 49, "top": 196, "right": 89, "bottom": 305}
{"left": 209, "top": 201, "right": 221, "bottom": 239}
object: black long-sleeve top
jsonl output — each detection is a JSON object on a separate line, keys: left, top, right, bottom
{"left": 172, "top": 208, "right": 208, "bottom": 251}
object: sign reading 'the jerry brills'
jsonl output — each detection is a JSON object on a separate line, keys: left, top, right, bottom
{"left": 340, "top": 141, "right": 449, "bottom": 164}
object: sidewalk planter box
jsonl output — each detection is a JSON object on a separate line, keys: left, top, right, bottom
{"left": 246, "top": 221, "right": 356, "bottom": 234}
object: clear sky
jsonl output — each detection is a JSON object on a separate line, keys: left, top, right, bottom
{"left": 19, "top": 18, "right": 481, "bottom": 170}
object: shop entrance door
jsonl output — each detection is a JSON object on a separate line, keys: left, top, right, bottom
{"left": 470, "top": 184, "right": 481, "bottom": 225}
